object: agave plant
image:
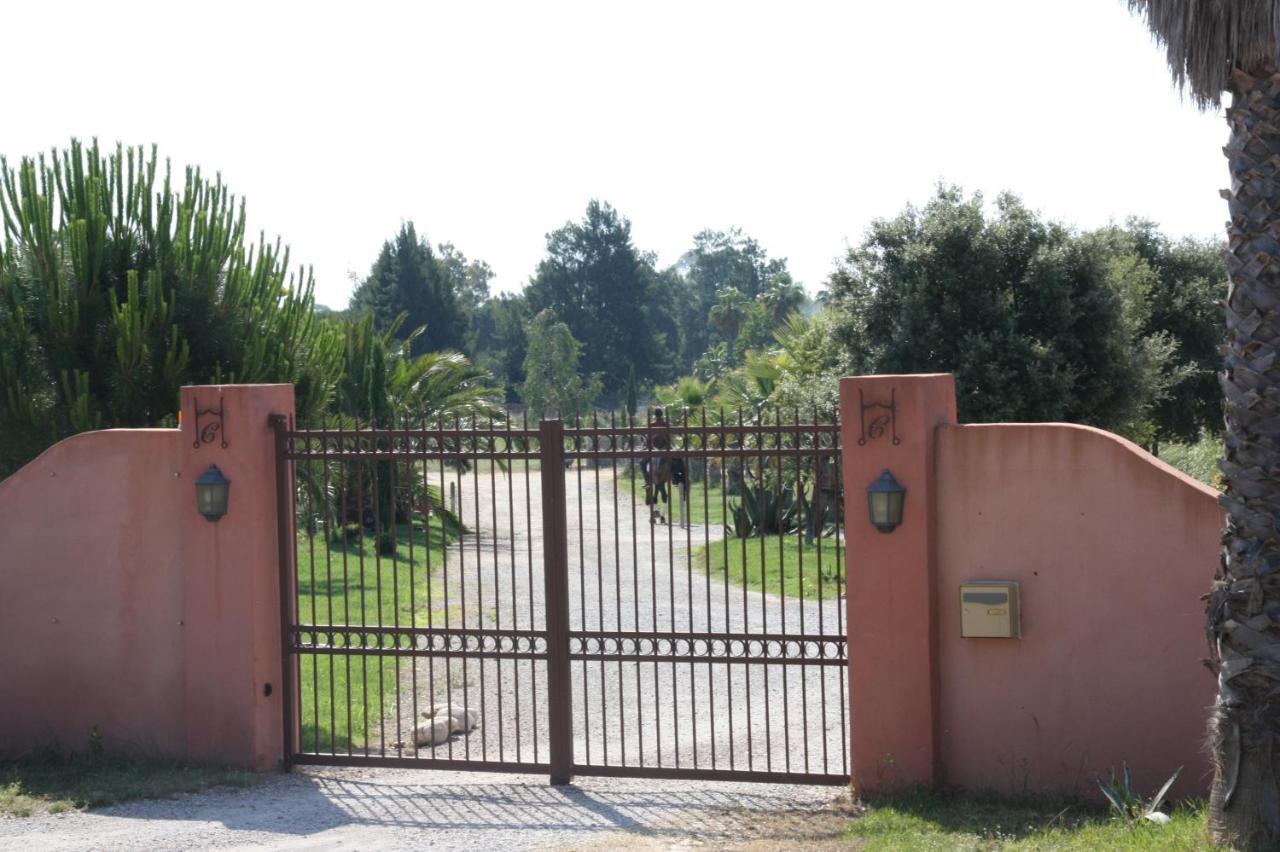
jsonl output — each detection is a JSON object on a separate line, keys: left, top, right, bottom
{"left": 725, "top": 480, "right": 803, "bottom": 538}
{"left": 1097, "top": 763, "right": 1182, "bottom": 826}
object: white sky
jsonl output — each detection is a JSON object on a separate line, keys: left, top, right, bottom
{"left": 1, "top": 0, "right": 1227, "bottom": 309}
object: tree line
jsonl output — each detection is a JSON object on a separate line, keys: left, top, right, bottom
{"left": 0, "top": 141, "right": 1226, "bottom": 480}
{"left": 345, "top": 186, "right": 1224, "bottom": 447}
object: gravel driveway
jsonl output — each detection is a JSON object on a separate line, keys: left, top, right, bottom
{"left": 396, "top": 465, "right": 848, "bottom": 778}
{"left": 0, "top": 768, "right": 855, "bottom": 851}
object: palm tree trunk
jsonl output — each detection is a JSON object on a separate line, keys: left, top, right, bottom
{"left": 1210, "top": 64, "right": 1280, "bottom": 850}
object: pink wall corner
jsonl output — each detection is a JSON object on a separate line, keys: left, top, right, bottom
{"left": 179, "top": 384, "right": 294, "bottom": 771}
{"left": 840, "top": 374, "right": 957, "bottom": 793}
{"left": 0, "top": 429, "right": 185, "bottom": 757}
{"left": 934, "top": 423, "right": 1220, "bottom": 799}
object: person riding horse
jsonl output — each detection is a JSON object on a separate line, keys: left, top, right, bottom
{"left": 642, "top": 408, "right": 687, "bottom": 524}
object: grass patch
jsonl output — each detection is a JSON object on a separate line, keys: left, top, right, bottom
{"left": 846, "top": 789, "right": 1210, "bottom": 851}
{"left": 1159, "top": 432, "right": 1222, "bottom": 489}
{"left": 694, "top": 534, "right": 844, "bottom": 600}
{"left": 295, "top": 516, "right": 456, "bottom": 753}
{"left": 0, "top": 752, "right": 257, "bottom": 817}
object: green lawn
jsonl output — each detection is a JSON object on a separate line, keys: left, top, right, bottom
{"left": 693, "top": 534, "right": 844, "bottom": 601}
{"left": 295, "top": 516, "right": 456, "bottom": 754}
{"left": 848, "top": 790, "right": 1211, "bottom": 851}
{"left": 0, "top": 752, "right": 256, "bottom": 817}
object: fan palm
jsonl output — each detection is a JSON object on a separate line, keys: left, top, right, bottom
{"left": 1127, "top": 3, "right": 1280, "bottom": 847}
{"left": 709, "top": 287, "right": 749, "bottom": 348}
{"left": 759, "top": 274, "right": 805, "bottom": 325}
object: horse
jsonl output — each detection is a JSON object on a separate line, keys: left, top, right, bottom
{"left": 642, "top": 456, "right": 689, "bottom": 526}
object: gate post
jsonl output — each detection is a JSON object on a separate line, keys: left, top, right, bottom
{"left": 179, "top": 384, "right": 295, "bottom": 771}
{"left": 539, "top": 418, "right": 574, "bottom": 784}
{"left": 840, "top": 374, "right": 955, "bottom": 793}
{"left": 270, "top": 413, "right": 297, "bottom": 770}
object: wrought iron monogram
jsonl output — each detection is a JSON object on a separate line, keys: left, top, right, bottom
{"left": 192, "top": 397, "right": 228, "bottom": 449}
{"left": 858, "top": 387, "right": 900, "bottom": 446}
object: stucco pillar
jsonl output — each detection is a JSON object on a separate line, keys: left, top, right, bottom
{"left": 179, "top": 384, "right": 294, "bottom": 770}
{"left": 840, "top": 374, "right": 956, "bottom": 793}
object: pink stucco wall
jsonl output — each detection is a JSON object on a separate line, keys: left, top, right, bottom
{"left": 0, "top": 429, "right": 186, "bottom": 756}
{"left": 841, "top": 374, "right": 957, "bottom": 791}
{"left": 935, "top": 423, "right": 1221, "bottom": 797}
{"left": 0, "top": 384, "right": 293, "bottom": 769}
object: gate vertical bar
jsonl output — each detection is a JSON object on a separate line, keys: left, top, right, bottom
{"left": 271, "top": 413, "right": 296, "bottom": 771}
{"left": 540, "top": 418, "right": 573, "bottom": 784}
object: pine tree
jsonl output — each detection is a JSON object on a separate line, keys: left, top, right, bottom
{"left": 349, "top": 223, "right": 466, "bottom": 356}
{"left": 526, "top": 201, "right": 671, "bottom": 395}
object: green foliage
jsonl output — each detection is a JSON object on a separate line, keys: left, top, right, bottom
{"left": 471, "top": 293, "right": 530, "bottom": 399}
{"left": 0, "top": 139, "right": 343, "bottom": 478}
{"left": 825, "top": 186, "right": 1209, "bottom": 439}
{"left": 1159, "top": 431, "right": 1223, "bottom": 488}
{"left": 520, "top": 308, "right": 602, "bottom": 420}
{"left": 1125, "top": 220, "right": 1225, "bottom": 442}
{"left": 759, "top": 272, "right": 805, "bottom": 324}
{"left": 526, "top": 200, "right": 673, "bottom": 395}
{"left": 726, "top": 480, "right": 802, "bottom": 538}
{"left": 708, "top": 286, "right": 750, "bottom": 348}
{"left": 696, "top": 534, "right": 843, "bottom": 600}
{"left": 847, "top": 788, "right": 1208, "bottom": 851}
{"left": 1097, "top": 763, "right": 1182, "bottom": 825}
{"left": 624, "top": 365, "right": 639, "bottom": 419}
{"left": 348, "top": 222, "right": 467, "bottom": 356}
{"left": 0, "top": 751, "right": 257, "bottom": 817}
{"left": 315, "top": 312, "right": 499, "bottom": 530}
{"left": 670, "top": 227, "right": 790, "bottom": 371}
{"left": 333, "top": 312, "right": 501, "bottom": 426}
{"left": 296, "top": 516, "right": 456, "bottom": 753}
{"left": 436, "top": 241, "right": 493, "bottom": 310}
{"left": 654, "top": 376, "right": 711, "bottom": 410}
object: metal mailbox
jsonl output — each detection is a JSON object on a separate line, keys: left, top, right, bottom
{"left": 960, "top": 581, "right": 1020, "bottom": 638}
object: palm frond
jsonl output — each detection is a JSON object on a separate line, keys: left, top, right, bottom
{"left": 1128, "top": 0, "right": 1278, "bottom": 108}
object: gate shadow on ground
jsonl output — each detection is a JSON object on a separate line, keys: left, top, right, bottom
{"left": 201, "top": 770, "right": 852, "bottom": 844}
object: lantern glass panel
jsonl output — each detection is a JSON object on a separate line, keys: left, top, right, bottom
{"left": 195, "top": 465, "right": 231, "bottom": 521}
{"left": 869, "top": 491, "right": 891, "bottom": 526}
{"left": 888, "top": 490, "right": 904, "bottom": 525}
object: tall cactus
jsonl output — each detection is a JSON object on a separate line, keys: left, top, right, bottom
{"left": 0, "top": 139, "right": 343, "bottom": 477}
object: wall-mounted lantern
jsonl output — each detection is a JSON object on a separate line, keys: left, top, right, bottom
{"left": 195, "top": 464, "right": 231, "bottom": 522}
{"left": 866, "top": 469, "right": 905, "bottom": 533}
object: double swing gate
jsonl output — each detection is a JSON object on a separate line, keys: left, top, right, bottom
{"left": 277, "top": 412, "right": 849, "bottom": 784}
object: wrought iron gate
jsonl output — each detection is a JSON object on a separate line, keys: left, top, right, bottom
{"left": 276, "top": 412, "right": 848, "bottom": 784}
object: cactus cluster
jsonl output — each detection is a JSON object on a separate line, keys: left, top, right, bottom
{"left": 0, "top": 139, "right": 344, "bottom": 475}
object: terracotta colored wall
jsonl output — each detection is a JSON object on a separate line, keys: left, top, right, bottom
{"left": 840, "top": 375, "right": 957, "bottom": 792}
{"left": 0, "top": 429, "right": 185, "bottom": 756}
{"left": 935, "top": 423, "right": 1221, "bottom": 797}
{"left": 0, "top": 384, "right": 294, "bottom": 769}
{"left": 179, "top": 383, "right": 293, "bottom": 770}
